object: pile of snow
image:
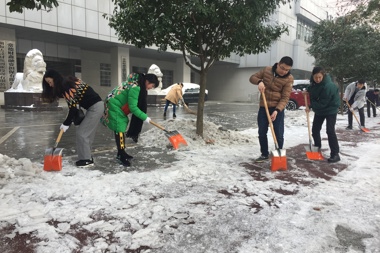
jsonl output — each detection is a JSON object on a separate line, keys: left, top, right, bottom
{"left": 0, "top": 109, "right": 379, "bottom": 252}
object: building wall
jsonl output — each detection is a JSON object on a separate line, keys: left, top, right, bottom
{"left": 0, "top": 0, "right": 331, "bottom": 103}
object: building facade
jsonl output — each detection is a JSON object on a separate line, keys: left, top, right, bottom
{"left": 0, "top": 0, "right": 331, "bottom": 103}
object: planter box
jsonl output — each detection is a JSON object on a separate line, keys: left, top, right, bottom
{"left": 1, "top": 92, "right": 62, "bottom": 111}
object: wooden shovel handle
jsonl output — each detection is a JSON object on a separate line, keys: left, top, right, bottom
{"left": 53, "top": 129, "right": 64, "bottom": 148}
{"left": 303, "top": 92, "right": 312, "bottom": 139}
{"left": 149, "top": 120, "right": 167, "bottom": 132}
{"left": 345, "top": 100, "right": 361, "bottom": 123}
{"left": 261, "top": 91, "right": 279, "bottom": 147}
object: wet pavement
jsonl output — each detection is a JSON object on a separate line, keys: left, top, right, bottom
{"left": 0, "top": 100, "right": 258, "bottom": 171}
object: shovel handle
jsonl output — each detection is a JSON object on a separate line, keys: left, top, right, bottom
{"left": 149, "top": 120, "right": 168, "bottom": 132}
{"left": 303, "top": 93, "right": 313, "bottom": 140}
{"left": 54, "top": 129, "right": 64, "bottom": 148}
{"left": 261, "top": 91, "right": 279, "bottom": 148}
{"left": 345, "top": 100, "right": 361, "bottom": 125}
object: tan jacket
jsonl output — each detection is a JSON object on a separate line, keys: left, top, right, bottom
{"left": 250, "top": 65, "right": 294, "bottom": 111}
{"left": 165, "top": 84, "right": 183, "bottom": 104}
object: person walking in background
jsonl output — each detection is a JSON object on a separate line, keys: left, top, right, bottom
{"left": 163, "top": 82, "right": 184, "bottom": 119}
{"left": 366, "top": 88, "right": 379, "bottom": 117}
{"left": 304, "top": 67, "right": 341, "bottom": 163}
{"left": 349, "top": 80, "right": 367, "bottom": 127}
{"left": 343, "top": 80, "right": 366, "bottom": 129}
{"left": 249, "top": 56, "right": 294, "bottom": 163}
{"left": 102, "top": 73, "right": 159, "bottom": 167}
{"left": 42, "top": 69, "right": 104, "bottom": 167}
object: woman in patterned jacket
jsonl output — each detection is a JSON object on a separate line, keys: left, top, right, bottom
{"left": 102, "top": 73, "right": 159, "bottom": 166}
{"left": 42, "top": 69, "right": 104, "bottom": 167}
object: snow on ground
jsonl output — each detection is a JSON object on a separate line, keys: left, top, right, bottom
{"left": 0, "top": 109, "right": 379, "bottom": 253}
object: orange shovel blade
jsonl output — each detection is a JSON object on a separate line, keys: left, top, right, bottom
{"left": 44, "top": 148, "right": 63, "bottom": 171}
{"left": 167, "top": 134, "right": 188, "bottom": 150}
{"left": 306, "top": 151, "right": 324, "bottom": 160}
{"left": 360, "top": 127, "right": 370, "bottom": 133}
{"left": 43, "top": 155, "right": 62, "bottom": 171}
{"left": 271, "top": 156, "right": 287, "bottom": 171}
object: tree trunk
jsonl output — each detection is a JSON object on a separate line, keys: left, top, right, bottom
{"left": 196, "top": 70, "right": 207, "bottom": 137}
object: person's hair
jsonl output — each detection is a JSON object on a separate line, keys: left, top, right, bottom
{"left": 279, "top": 56, "right": 293, "bottom": 67}
{"left": 179, "top": 82, "right": 184, "bottom": 86}
{"left": 312, "top": 66, "right": 326, "bottom": 76}
{"left": 42, "top": 69, "right": 64, "bottom": 103}
{"left": 357, "top": 79, "right": 365, "bottom": 85}
{"left": 138, "top": 73, "right": 159, "bottom": 88}
{"left": 374, "top": 89, "right": 379, "bottom": 92}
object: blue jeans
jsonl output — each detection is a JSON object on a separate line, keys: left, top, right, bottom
{"left": 257, "top": 107, "right": 284, "bottom": 157}
{"left": 164, "top": 100, "right": 176, "bottom": 114}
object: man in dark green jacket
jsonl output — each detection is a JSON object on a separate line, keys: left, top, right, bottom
{"left": 305, "top": 67, "right": 341, "bottom": 163}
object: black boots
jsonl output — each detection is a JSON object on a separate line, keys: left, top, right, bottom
{"left": 328, "top": 154, "right": 340, "bottom": 163}
{"left": 117, "top": 150, "right": 132, "bottom": 166}
{"left": 173, "top": 113, "right": 176, "bottom": 118}
{"left": 115, "top": 132, "right": 133, "bottom": 166}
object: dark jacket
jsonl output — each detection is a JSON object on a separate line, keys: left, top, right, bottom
{"left": 307, "top": 74, "right": 340, "bottom": 115}
{"left": 366, "top": 90, "right": 380, "bottom": 105}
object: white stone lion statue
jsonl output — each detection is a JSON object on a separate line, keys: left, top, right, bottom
{"left": 11, "top": 49, "right": 46, "bottom": 92}
{"left": 147, "top": 64, "right": 163, "bottom": 95}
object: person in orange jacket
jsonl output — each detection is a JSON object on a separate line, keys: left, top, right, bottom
{"left": 163, "top": 83, "right": 184, "bottom": 118}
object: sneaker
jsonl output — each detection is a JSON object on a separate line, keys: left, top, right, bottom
{"left": 346, "top": 126, "right": 353, "bottom": 130}
{"left": 173, "top": 113, "right": 176, "bottom": 118}
{"left": 328, "top": 154, "right": 340, "bottom": 163}
{"left": 76, "top": 159, "right": 94, "bottom": 167}
{"left": 255, "top": 155, "right": 269, "bottom": 163}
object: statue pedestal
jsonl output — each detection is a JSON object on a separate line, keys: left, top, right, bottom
{"left": 1, "top": 92, "right": 62, "bottom": 111}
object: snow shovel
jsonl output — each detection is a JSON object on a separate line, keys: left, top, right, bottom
{"left": 345, "top": 100, "right": 370, "bottom": 133}
{"left": 44, "top": 129, "right": 64, "bottom": 171}
{"left": 149, "top": 120, "right": 188, "bottom": 149}
{"left": 261, "top": 91, "right": 287, "bottom": 171}
{"left": 183, "top": 101, "right": 197, "bottom": 115}
{"left": 303, "top": 93, "right": 324, "bottom": 160}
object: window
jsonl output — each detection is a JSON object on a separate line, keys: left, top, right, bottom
{"left": 132, "top": 66, "right": 147, "bottom": 74}
{"left": 161, "top": 69, "right": 173, "bottom": 89}
{"left": 100, "top": 63, "right": 111, "bottom": 87}
{"left": 296, "top": 18, "right": 314, "bottom": 43}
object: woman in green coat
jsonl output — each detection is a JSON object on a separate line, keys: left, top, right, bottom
{"left": 102, "top": 73, "right": 159, "bottom": 166}
{"left": 305, "top": 67, "right": 341, "bottom": 163}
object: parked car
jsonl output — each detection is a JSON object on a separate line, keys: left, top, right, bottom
{"left": 161, "top": 83, "right": 208, "bottom": 105}
{"left": 285, "top": 80, "right": 348, "bottom": 113}
{"left": 285, "top": 80, "right": 310, "bottom": 111}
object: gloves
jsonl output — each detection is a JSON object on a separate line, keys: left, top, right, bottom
{"left": 144, "top": 117, "right": 151, "bottom": 124}
{"left": 60, "top": 124, "right": 70, "bottom": 132}
{"left": 349, "top": 107, "right": 354, "bottom": 112}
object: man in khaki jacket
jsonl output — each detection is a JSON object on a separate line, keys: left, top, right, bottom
{"left": 249, "top": 56, "right": 294, "bottom": 162}
{"left": 164, "top": 83, "right": 184, "bottom": 118}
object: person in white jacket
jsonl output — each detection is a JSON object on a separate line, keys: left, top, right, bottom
{"left": 344, "top": 79, "right": 366, "bottom": 129}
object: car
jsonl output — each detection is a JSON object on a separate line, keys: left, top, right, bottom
{"left": 161, "top": 83, "right": 208, "bottom": 105}
{"left": 285, "top": 80, "right": 348, "bottom": 113}
{"left": 285, "top": 80, "right": 310, "bottom": 111}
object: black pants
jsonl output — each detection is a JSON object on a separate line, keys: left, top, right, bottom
{"left": 367, "top": 100, "right": 377, "bottom": 117}
{"left": 312, "top": 113, "right": 339, "bottom": 156}
{"left": 348, "top": 107, "right": 365, "bottom": 127}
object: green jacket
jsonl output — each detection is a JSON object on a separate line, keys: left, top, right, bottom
{"left": 307, "top": 74, "right": 340, "bottom": 115}
{"left": 102, "top": 74, "right": 148, "bottom": 132}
